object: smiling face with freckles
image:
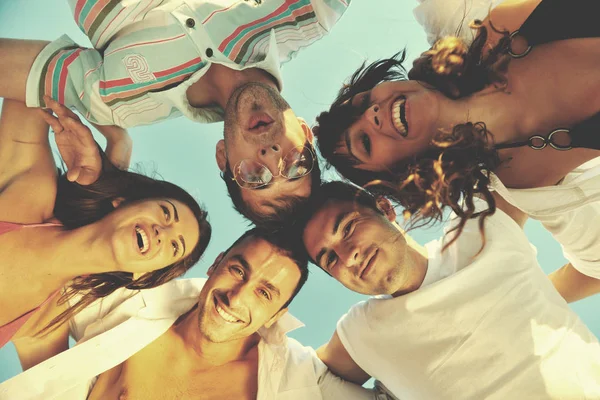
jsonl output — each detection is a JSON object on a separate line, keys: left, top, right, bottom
{"left": 195, "top": 236, "right": 301, "bottom": 343}
{"left": 340, "top": 80, "right": 444, "bottom": 172}
{"left": 97, "top": 198, "right": 201, "bottom": 274}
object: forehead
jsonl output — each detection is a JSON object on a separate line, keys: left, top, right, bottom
{"left": 303, "top": 199, "right": 382, "bottom": 253}
{"left": 223, "top": 236, "right": 301, "bottom": 290}
{"left": 240, "top": 174, "right": 312, "bottom": 215}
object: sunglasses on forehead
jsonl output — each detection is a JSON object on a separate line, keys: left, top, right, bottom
{"left": 231, "top": 145, "right": 316, "bottom": 190}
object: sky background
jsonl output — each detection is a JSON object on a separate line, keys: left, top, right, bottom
{"left": 1, "top": 0, "right": 599, "bottom": 384}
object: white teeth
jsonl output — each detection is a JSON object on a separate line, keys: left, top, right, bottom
{"left": 135, "top": 226, "right": 149, "bottom": 254}
{"left": 392, "top": 98, "right": 408, "bottom": 137}
{"left": 216, "top": 304, "right": 240, "bottom": 323}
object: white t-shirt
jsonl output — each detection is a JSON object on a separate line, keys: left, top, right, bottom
{"left": 413, "top": 0, "right": 505, "bottom": 45}
{"left": 490, "top": 157, "right": 600, "bottom": 279}
{"left": 337, "top": 203, "right": 600, "bottom": 399}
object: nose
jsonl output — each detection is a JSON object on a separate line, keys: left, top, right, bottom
{"left": 257, "top": 144, "right": 283, "bottom": 175}
{"left": 152, "top": 224, "right": 175, "bottom": 247}
{"left": 364, "top": 104, "right": 381, "bottom": 129}
{"left": 338, "top": 241, "right": 361, "bottom": 268}
{"left": 225, "top": 282, "right": 250, "bottom": 308}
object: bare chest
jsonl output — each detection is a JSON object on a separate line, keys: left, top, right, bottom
{"left": 89, "top": 343, "right": 259, "bottom": 400}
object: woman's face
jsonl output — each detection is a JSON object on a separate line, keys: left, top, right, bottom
{"left": 340, "top": 80, "right": 443, "bottom": 172}
{"left": 100, "top": 198, "right": 201, "bottom": 274}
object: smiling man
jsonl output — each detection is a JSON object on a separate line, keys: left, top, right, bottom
{"left": 0, "top": 228, "right": 386, "bottom": 400}
{"left": 299, "top": 181, "right": 600, "bottom": 399}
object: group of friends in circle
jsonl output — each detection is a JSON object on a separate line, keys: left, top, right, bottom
{"left": 0, "top": 0, "right": 599, "bottom": 398}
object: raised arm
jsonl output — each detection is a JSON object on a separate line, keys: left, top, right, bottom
{"left": 317, "top": 331, "right": 371, "bottom": 386}
{"left": 0, "top": 100, "right": 57, "bottom": 223}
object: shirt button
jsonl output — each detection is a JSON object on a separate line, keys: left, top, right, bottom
{"left": 185, "top": 18, "right": 195, "bottom": 28}
{"left": 206, "top": 48, "right": 213, "bottom": 57}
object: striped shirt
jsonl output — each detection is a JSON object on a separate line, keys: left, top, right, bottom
{"left": 25, "top": 0, "right": 350, "bottom": 128}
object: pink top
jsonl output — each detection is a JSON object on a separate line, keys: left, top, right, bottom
{"left": 0, "top": 221, "right": 61, "bottom": 348}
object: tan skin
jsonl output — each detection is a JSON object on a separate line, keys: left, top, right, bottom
{"left": 307, "top": 192, "right": 600, "bottom": 386}
{"left": 0, "top": 41, "right": 314, "bottom": 215}
{"left": 345, "top": 0, "right": 600, "bottom": 189}
{"left": 0, "top": 100, "right": 201, "bottom": 369}
{"left": 88, "top": 237, "right": 300, "bottom": 400}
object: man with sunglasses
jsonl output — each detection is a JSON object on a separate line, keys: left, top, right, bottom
{"left": 216, "top": 82, "right": 320, "bottom": 227}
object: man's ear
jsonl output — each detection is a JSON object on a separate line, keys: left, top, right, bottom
{"left": 111, "top": 197, "right": 126, "bottom": 209}
{"left": 376, "top": 196, "right": 396, "bottom": 221}
{"left": 207, "top": 252, "right": 225, "bottom": 276}
{"left": 215, "top": 140, "right": 227, "bottom": 172}
{"left": 298, "top": 117, "right": 313, "bottom": 144}
{"left": 264, "top": 307, "right": 288, "bottom": 329}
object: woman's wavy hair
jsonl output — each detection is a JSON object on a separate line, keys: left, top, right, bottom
{"left": 314, "top": 21, "right": 513, "bottom": 248}
{"left": 39, "top": 151, "right": 212, "bottom": 335}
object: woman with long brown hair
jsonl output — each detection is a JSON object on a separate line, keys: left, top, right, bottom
{"left": 0, "top": 99, "right": 211, "bottom": 369}
{"left": 313, "top": 0, "right": 600, "bottom": 298}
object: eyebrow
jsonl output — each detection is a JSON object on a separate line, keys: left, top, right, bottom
{"left": 230, "top": 254, "right": 281, "bottom": 299}
{"left": 179, "top": 235, "right": 186, "bottom": 257}
{"left": 315, "top": 211, "right": 351, "bottom": 268}
{"left": 166, "top": 200, "right": 179, "bottom": 222}
{"left": 343, "top": 130, "right": 360, "bottom": 164}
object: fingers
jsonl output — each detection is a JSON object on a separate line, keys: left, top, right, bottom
{"left": 37, "top": 108, "right": 65, "bottom": 134}
{"left": 43, "top": 96, "right": 80, "bottom": 121}
{"left": 66, "top": 166, "right": 81, "bottom": 183}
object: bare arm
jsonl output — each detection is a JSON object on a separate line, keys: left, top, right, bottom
{"left": 91, "top": 123, "right": 132, "bottom": 170}
{"left": 0, "top": 39, "right": 49, "bottom": 102}
{"left": 549, "top": 263, "right": 600, "bottom": 303}
{"left": 317, "top": 331, "right": 371, "bottom": 386}
{"left": 0, "top": 100, "right": 56, "bottom": 223}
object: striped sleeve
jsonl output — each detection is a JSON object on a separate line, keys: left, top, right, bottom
{"left": 311, "top": 0, "right": 351, "bottom": 32}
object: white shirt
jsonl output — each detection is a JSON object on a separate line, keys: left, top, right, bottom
{"left": 0, "top": 278, "right": 383, "bottom": 400}
{"left": 490, "top": 157, "right": 600, "bottom": 279}
{"left": 413, "top": 0, "right": 505, "bottom": 45}
{"left": 337, "top": 201, "right": 600, "bottom": 399}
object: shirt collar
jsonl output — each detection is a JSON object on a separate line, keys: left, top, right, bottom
{"left": 420, "top": 241, "right": 444, "bottom": 287}
{"left": 258, "top": 311, "right": 304, "bottom": 346}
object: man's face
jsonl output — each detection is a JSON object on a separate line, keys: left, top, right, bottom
{"left": 218, "top": 82, "right": 314, "bottom": 216}
{"left": 196, "top": 236, "right": 301, "bottom": 343}
{"left": 303, "top": 199, "right": 407, "bottom": 295}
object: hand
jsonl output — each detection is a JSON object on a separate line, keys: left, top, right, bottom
{"left": 38, "top": 96, "right": 102, "bottom": 185}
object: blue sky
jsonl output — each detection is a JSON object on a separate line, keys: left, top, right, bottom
{"left": 1, "top": 0, "right": 598, "bottom": 383}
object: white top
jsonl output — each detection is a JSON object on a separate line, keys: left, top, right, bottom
{"left": 336, "top": 201, "right": 600, "bottom": 399}
{"left": 0, "top": 278, "right": 383, "bottom": 400}
{"left": 490, "top": 157, "right": 600, "bottom": 279}
{"left": 413, "top": 0, "right": 505, "bottom": 45}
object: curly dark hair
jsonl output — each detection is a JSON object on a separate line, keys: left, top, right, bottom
{"left": 314, "top": 21, "right": 513, "bottom": 247}
{"left": 39, "top": 150, "right": 212, "bottom": 335}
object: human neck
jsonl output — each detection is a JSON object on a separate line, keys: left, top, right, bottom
{"left": 29, "top": 224, "right": 120, "bottom": 282}
{"left": 174, "top": 305, "right": 260, "bottom": 369}
{"left": 391, "top": 228, "right": 429, "bottom": 298}
{"left": 187, "top": 64, "right": 279, "bottom": 110}
{"left": 437, "top": 86, "right": 522, "bottom": 144}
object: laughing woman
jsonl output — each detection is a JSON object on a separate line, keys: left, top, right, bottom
{"left": 0, "top": 99, "right": 211, "bottom": 369}
{"left": 314, "top": 0, "right": 600, "bottom": 300}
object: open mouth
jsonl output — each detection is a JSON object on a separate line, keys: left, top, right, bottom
{"left": 391, "top": 97, "right": 409, "bottom": 137}
{"left": 213, "top": 295, "right": 243, "bottom": 324}
{"left": 247, "top": 113, "right": 274, "bottom": 132}
{"left": 360, "top": 248, "right": 378, "bottom": 279}
{"left": 135, "top": 226, "right": 150, "bottom": 254}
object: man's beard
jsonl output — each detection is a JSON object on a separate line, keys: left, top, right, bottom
{"left": 223, "top": 82, "right": 290, "bottom": 145}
